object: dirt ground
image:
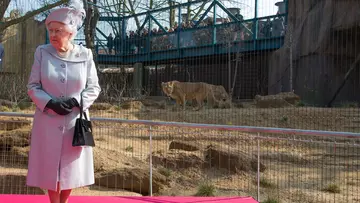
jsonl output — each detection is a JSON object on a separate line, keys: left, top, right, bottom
{"left": 0, "top": 98, "right": 360, "bottom": 203}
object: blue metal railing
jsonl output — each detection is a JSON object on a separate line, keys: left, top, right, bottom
{"left": 94, "top": 0, "right": 288, "bottom": 63}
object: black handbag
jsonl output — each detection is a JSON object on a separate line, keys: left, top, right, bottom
{"left": 72, "top": 96, "right": 95, "bottom": 147}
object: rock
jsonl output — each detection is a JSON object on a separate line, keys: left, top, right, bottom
{"left": 0, "top": 174, "right": 45, "bottom": 194}
{"left": 0, "top": 99, "right": 15, "bottom": 108}
{"left": 261, "top": 152, "right": 309, "bottom": 164}
{"left": 2, "top": 146, "right": 30, "bottom": 167}
{"left": 93, "top": 145, "right": 168, "bottom": 195}
{"left": 0, "top": 127, "right": 31, "bottom": 149}
{"left": 254, "top": 92, "right": 301, "bottom": 108}
{"left": 276, "top": 92, "right": 301, "bottom": 105}
{"left": 204, "top": 144, "right": 266, "bottom": 173}
{"left": 89, "top": 103, "right": 113, "bottom": 110}
{"left": 92, "top": 147, "right": 145, "bottom": 173}
{"left": 120, "top": 101, "right": 145, "bottom": 111}
{"left": 0, "top": 119, "right": 31, "bottom": 131}
{"left": 255, "top": 96, "right": 292, "bottom": 108}
{"left": 233, "top": 102, "right": 244, "bottom": 108}
{"left": 95, "top": 167, "right": 167, "bottom": 195}
{"left": 151, "top": 151, "right": 205, "bottom": 169}
{"left": 169, "top": 141, "right": 200, "bottom": 151}
{"left": 141, "top": 99, "right": 166, "bottom": 109}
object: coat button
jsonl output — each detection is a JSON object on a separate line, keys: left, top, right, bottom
{"left": 60, "top": 64, "right": 65, "bottom": 68}
{"left": 60, "top": 78, "right": 65, "bottom": 83}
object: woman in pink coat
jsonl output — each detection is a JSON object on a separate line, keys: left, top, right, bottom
{"left": 26, "top": 0, "right": 101, "bottom": 202}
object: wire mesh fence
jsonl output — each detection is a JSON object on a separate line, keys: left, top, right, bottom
{"left": 1, "top": 0, "right": 360, "bottom": 202}
{"left": 0, "top": 112, "right": 360, "bottom": 203}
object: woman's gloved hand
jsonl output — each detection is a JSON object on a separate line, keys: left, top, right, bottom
{"left": 62, "top": 98, "right": 80, "bottom": 108}
{"left": 46, "top": 99, "right": 72, "bottom": 115}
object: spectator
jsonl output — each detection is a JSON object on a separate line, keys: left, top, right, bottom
{"left": 107, "top": 33, "right": 114, "bottom": 54}
{"left": 0, "top": 43, "right": 4, "bottom": 71}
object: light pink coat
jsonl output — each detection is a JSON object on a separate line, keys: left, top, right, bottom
{"left": 26, "top": 44, "right": 101, "bottom": 191}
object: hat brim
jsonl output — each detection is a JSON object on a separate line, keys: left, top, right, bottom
{"left": 45, "top": 7, "right": 74, "bottom": 26}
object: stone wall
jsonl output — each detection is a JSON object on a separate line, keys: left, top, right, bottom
{"left": 145, "top": 52, "right": 270, "bottom": 100}
{"left": 269, "top": 0, "right": 360, "bottom": 106}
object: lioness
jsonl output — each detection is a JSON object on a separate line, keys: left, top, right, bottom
{"left": 161, "top": 80, "right": 216, "bottom": 111}
{"left": 189, "top": 84, "right": 231, "bottom": 108}
{"left": 208, "top": 84, "right": 232, "bottom": 108}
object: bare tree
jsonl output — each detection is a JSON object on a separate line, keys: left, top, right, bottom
{"left": 0, "top": 0, "right": 69, "bottom": 41}
{"left": 83, "top": 0, "right": 99, "bottom": 66}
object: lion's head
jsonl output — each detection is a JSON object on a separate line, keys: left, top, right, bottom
{"left": 161, "top": 81, "right": 176, "bottom": 96}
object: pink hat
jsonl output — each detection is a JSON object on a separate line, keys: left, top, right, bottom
{"left": 45, "top": 0, "right": 85, "bottom": 31}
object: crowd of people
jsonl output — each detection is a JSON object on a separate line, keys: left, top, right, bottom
{"left": 104, "top": 15, "right": 286, "bottom": 55}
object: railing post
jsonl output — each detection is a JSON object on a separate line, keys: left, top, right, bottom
{"left": 257, "top": 132, "right": 260, "bottom": 202}
{"left": 212, "top": 0, "right": 217, "bottom": 47}
{"left": 147, "top": 12, "right": 152, "bottom": 61}
{"left": 177, "top": 4, "right": 181, "bottom": 58}
{"left": 148, "top": 125, "right": 153, "bottom": 196}
{"left": 253, "top": 0, "right": 258, "bottom": 50}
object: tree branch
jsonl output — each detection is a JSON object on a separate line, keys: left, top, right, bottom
{"left": 0, "top": 0, "right": 69, "bottom": 31}
{"left": 0, "top": 0, "right": 11, "bottom": 21}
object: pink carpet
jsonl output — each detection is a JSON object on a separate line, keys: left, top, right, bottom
{"left": 0, "top": 195, "right": 258, "bottom": 203}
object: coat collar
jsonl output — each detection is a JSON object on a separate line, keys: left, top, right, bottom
{"left": 40, "top": 44, "right": 89, "bottom": 62}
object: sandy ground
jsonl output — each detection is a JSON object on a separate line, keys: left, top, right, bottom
{"left": 0, "top": 102, "right": 360, "bottom": 202}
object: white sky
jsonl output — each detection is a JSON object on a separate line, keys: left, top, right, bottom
{"left": 5, "top": 0, "right": 283, "bottom": 41}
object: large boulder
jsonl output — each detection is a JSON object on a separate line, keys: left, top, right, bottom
{"left": 0, "top": 99, "right": 15, "bottom": 108}
{"left": 151, "top": 151, "right": 205, "bottom": 169}
{"left": 2, "top": 146, "right": 30, "bottom": 167}
{"left": 120, "top": 101, "right": 146, "bottom": 111}
{"left": 169, "top": 141, "right": 200, "bottom": 151}
{"left": 92, "top": 147, "right": 145, "bottom": 173}
{"left": 0, "top": 119, "right": 31, "bottom": 131}
{"left": 254, "top": 92, "right": 301, "bottom": 108}
{"left": 89, "top": 102, "right": 113, "bottom": 111}
{"left": 0, "top": 127, "right": 31, "bottom": 149}
{"left": 95, "top": 167, "right": 167, "bottom": 196}
{"left": 204, "top": 144, "right": 266, "bottom": 173}
{"left": 0, "top": 174, "right": 45, "bottom": 194}
{"left": 93, "top": 146, "right": 168, "bottom": 195}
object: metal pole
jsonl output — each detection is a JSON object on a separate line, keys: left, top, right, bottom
{"left": 253, "top": 0, "right": 258, "bottom": 50}
{"left": 148, "top": 126, "right": 153, "bottom": 196}
{"left": 257, "top": 133, "right": 260, "bottom": 202}
{"left": 228, "top": 40, "right": 231, "bottom": 93}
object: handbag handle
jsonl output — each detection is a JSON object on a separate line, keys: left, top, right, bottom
{"left": 79, "top": 94, "right": 89, "bottom": 121}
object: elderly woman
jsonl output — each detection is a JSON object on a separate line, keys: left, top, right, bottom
{"left": 25, "top": 1, "right": 101, "bottom": 203}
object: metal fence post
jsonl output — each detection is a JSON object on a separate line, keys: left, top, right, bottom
{"left": 148, "top": 125, "right": 153, "bottom": 196}
{"left": 257, "top": 132, "right": 260, "bottom": 202}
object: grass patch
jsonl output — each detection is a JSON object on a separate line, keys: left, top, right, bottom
{"left": 158, "top": 167, "right": 172, "bottom": 178}
{"left": 261, "top": 198, "right": 280, "bottom": 203}
{"left": 195, "top": 181, "right": 216, "bottom": 197}
{"left": 322, "top": 183, "right": 340, "bottom": 193}
{"left": 125, "top": 145, "right": 133, "bottom": 152}
{"left": 254, "top": 177, "right": 277, "bottom": 189}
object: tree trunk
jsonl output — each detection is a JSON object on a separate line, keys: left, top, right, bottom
{"left": 168, "top": 0, "right": 175, "bottom": 28}
{"left": 83, "top": 0, "right": 100, "bottom": 69}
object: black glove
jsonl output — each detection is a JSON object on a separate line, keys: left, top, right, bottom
{"left": 62, "top": 98, "right": 80, "bottom": 109}
{"left": 46, "top": 99, "right": 72, "bottom": 115}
